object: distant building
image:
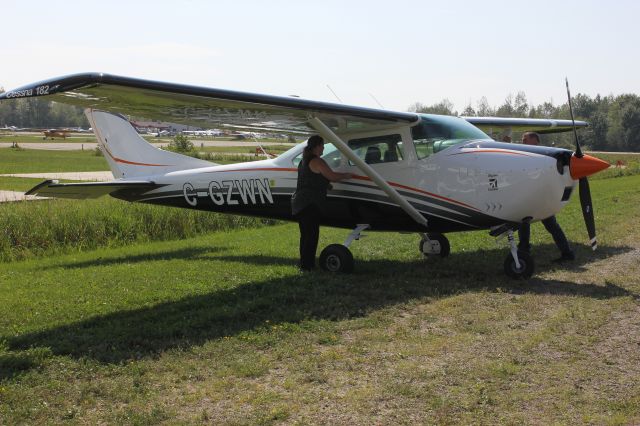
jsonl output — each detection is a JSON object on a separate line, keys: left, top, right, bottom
{"left": 130, "top": 120, "right": 201, "bottom": 134}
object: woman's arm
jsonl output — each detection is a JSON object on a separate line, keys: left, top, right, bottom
{"left": 309, "top": 157, "right": 352, "bottom": 182}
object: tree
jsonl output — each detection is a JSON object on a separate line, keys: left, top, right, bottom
{"left": 495, "top": 94, "right": 515, "bottom": 117}
{"left": 408, "top": 99, "right": 457, "bottom": 116}
{"left": 461, "top": 103, "right": 476, "bottom": 117}
{"left": 476, "top": 97, "right": 494, "bottom": 116}
{"left": 585, "top": 111, "right": 608, "bottom": 150}
{"left": 620, "top": 97, "right": 640, "bottom": 151}
{"left": 513, "top": 91, "right": 529, "bottom": 117}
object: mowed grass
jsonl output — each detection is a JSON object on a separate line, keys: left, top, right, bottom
{"left": 1, "top": 175, "right": 639, "bottom": 424}
{"left": 0, "top": 147, "right": 109, "bottom": 173}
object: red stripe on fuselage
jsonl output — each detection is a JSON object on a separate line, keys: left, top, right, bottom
{"left": 211, "top": 167, "right": 480, "bottom": 211}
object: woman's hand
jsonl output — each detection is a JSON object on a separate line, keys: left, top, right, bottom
{"left": 310, "top": 158, "right": 352, "bottom": 182}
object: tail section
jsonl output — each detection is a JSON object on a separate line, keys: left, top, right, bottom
{"left": 86, "top": 109, "right": 214, "bottom": 179}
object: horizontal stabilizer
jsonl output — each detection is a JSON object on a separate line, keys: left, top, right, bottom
{"left": 26, "top": 180, "right": 163, "bottom": 199}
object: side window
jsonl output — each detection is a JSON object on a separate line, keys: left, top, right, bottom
{"left": 347, "top": 134, "right": 404, "bottom": 165}
{"left": 292, "top": 152, "right": 302, "bottom": 167}
{"left": 292, "top": 143, "right": 342, "bottom": 167}
{"left": 321, "top": 143, "right": 342, "bottom": 168}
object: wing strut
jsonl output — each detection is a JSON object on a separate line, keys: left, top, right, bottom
{"left": 308, "top": 117, "right": 428, "bottom": 229}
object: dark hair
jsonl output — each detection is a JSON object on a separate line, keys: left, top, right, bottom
{"left": 523, "top": 131, "right": 540, "bottom": 144}
{"left": 302, "top": 135, "right": 324, "bottom": 163}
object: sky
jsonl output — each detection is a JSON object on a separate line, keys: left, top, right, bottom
{"left": 1, "top": 0, "right": 639, "bottom": 113}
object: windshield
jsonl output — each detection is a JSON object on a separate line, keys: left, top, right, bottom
{"left": 411, "top": 114, "right": 489, "bottom": 159}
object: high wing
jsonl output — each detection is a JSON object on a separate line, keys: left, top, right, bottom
{"left": 26, "top": 180, "right": 163, "bottom": 199}
{"left": 0, "top": 72, "right": 586, "bottom": 135}
{"left": 0, "top": 73, "right": 419, "bottom": 134}
{"left": 463, "top": 116, "right": 587, "bottom": 134}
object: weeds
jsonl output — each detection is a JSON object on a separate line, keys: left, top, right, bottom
{"left": 0, "top": 198, "right": 274, "bottom": 261}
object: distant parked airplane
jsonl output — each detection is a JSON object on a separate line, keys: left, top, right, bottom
{"left": 43, "top": 129, "right": 72, "bottom": 139}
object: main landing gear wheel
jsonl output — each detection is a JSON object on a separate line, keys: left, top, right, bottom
{"left": 503, "top": 250, "right": 534, "bottom": 279}
{"left": 419, "top": 233, "right": 450, "bottom": 258}
{"left": 319, "top": 244, "right": 354, "bottom": 273}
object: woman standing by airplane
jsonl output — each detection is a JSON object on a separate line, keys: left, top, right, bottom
{"left": 291, "top": 135, "right": 351, "bottom": 271}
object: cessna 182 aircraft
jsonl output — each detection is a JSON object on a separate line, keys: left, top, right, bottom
{"left": 0, "top": 73, "right": 610, "bottom": 278}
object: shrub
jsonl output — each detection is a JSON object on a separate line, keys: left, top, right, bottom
{"left": 167, "top": 134, "right": 194, "bottom": 152}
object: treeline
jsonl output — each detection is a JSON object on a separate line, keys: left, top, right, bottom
{"left": 410, "top": 92, "right": 640, "bottom": 152}
{"left": 0, "top": 90, "right": 88, "bottom": 128}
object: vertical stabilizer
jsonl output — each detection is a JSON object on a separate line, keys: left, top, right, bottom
{"left": 86, "top": 109, "right": 215, "bottom": 179}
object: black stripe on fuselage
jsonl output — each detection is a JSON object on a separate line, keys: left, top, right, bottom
{"left": 461, "top": 140, "right": 573, "bottom": 163}
{"left": 124, "top": 181, "right": 494, "bottom": 227}
{"left": 113, "top": 184, "right": 505, "bottom": 232}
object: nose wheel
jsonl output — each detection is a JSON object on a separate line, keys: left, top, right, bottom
{"left": 504, "top": 250, "right": 534, "bottom": 279}
{"left": 497, "top": 227, "right": 535, "bottom": 279}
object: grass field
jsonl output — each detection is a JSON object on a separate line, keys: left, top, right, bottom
{"left": 1, "top": 172, "right": 639, "bottom": 424}
{"left": 0, "top": 148, "right": 109, "bottom": 174}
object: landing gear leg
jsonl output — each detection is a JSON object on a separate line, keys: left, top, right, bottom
{"left": 502, "top": 229, "right": 534, "bottom": 279}
{"left": 319, "top": 224, "right": 369, "bottom": 273}
{"left": 419, "top": 233, "right": 450, "bottom": 257}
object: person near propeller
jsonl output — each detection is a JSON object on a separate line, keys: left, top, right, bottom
{"left": 517, "top": 79, "right": 610, "bottom": 264}
{"left": 517, "top": 131, "right": 576, "bottom": 263}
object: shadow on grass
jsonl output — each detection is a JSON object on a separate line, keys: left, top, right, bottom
{"left": 0, "top": 347, "right": 52, "bottom": 381}
{"left": 46, "top": 246, "right": 227, "bottom": 269}
{"left": 5, "top": 243, "right": 636, "bottom": 375}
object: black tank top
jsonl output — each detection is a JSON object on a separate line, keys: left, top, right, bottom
{"left": 291, "top": 155, "right": 330, "bottom": 215}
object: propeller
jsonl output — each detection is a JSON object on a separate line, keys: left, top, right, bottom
{"left": 566, "top": 78, "right": 608, "bottom": 250}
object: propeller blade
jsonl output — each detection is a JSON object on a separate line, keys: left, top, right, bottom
{"left": 565, "top": 78, "right": 584, "bottom": 158}
{"left": 579, "top": 177, "right": 597, "bottom": 250}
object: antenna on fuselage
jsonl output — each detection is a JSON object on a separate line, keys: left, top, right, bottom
{"left": 369, "top": 93, "right": 385, "bottom": 109}
{"left": 326, "top": 84, "right": 343, "bottom": 103}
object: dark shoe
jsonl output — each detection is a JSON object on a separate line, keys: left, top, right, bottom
{"left": 553, "top": 252, "right": 575, "bottom": 263}
{"left": 298, "top": 264, "right": 315, "bottom": 272}
{"left": 518, "top": 244, "right": 532, "bottom": 254}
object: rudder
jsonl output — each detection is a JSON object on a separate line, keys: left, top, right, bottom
{"left": 86, "top": 109, "right": 214, "bottom": 179}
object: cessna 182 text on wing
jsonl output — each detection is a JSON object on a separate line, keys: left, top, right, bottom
{"left": 0, "top": 73, "right": 609, "bottom": 278}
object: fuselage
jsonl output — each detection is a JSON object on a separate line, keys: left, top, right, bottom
{"left": 111, "top": 115, "right": 578, "bottom": 234}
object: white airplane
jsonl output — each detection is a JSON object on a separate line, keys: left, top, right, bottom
{"left": 0, "top": 73, "right": 610, "bottom": 278}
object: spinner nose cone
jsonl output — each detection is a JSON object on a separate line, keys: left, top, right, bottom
{"left": 570, "top": 154, "right": 610, "bottom": 179}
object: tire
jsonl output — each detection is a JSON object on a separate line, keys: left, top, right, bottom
{"left": 419, "top": 233, "right": 450, "bottom": 258}
{"left": 319, "top": 244, "right": 354, "bottom": 273}
{"left": 503, "top": 250, "right": 535, "bottom": 279}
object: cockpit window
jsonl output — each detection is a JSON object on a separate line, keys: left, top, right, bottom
{"left": 412, "top": 115, "right": 489, "bottom": 159}
{"left": 347, "top": 134, "right": 404, "bottom": 165}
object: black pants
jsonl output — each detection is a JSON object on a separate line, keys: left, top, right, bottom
{"left": 297, "top": 205, "right": 321, "bottom": 270}
{"left": 518, "top": 216, "right": 573, "bottom": 256}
